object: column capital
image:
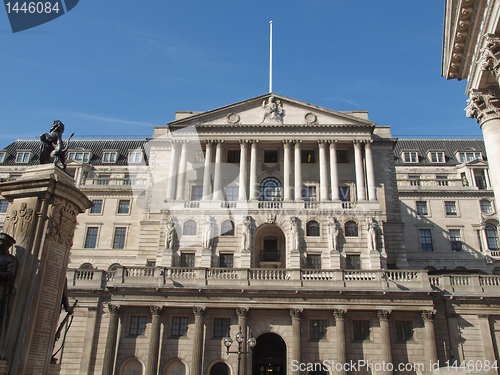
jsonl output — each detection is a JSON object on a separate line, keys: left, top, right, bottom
{"left": 290, "top": 308, "right": 303, "bottom": 320}
{"left": 466, "top": 86, "right": 500, "bottom": 125}
{"left": 293, "top": 139, "right": 302, "bottom": 145}
{"left": 479, "top": 34, "right": 500, "bottom": 78}
{"left": 214, "top": 140, "right": 224, "bottom": 145}
{"left": 282, "top": 139, "right": 293, "bottom": 146}
{"left": 377, "top": 310, "right": 391, "bottom": 322}
{"left": 421, "top": 310, "right": 436, "bottom": 322}
{"left": 204, "top": 139, "right": 215, "bottom": 146}
{"left": 333, "top": 309, "right": 346, "bottom": 321}
{"left": 364, "top": 139, "right": 373, "bottom": 147}
{"left": 236, "top": 307, "right": 249, "bottom": 318}
{"left": 239, "top": 139, "right": 249, "bottom": 146}
{"left": 329, "top": 140, "right": 338, "bottom": 148}
{"left": 353, "top": 139, "right": 363, "bottom": 148}
{"left": 193, "top": 307, "right": 206, "bottom": 318}
{"left": 107, "top": 304, "right": 121, "bottom": 316}
{"left": 150, "top": 306, "right": 164, "bottom": 318}
{"left": 249, "top": 139, "right": 260, "bottom": 144}
{"left": 317, "top": 140, "right": 327, "bottom": 148}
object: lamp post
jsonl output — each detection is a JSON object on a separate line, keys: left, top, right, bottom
{"left": 223, "top": 328, "right": 256, "bottom": 375}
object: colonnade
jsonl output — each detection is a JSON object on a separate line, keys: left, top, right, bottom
{"left": 165, "top": 139, "right": 378, "bottom": 202}
{"left": 100, "top": 305, "right": 440, "bottom": 375}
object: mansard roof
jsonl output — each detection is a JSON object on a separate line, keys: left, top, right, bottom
{"left": 166, "top": 93, "right": 376, "bottom": 130}
{"left": 1, "top": 138, "right": 149, "bottom": 166}
{"left": 394, "top": 138, "right": 486, "bottom": 166}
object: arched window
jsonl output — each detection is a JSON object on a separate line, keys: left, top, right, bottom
{"left": 120, "top": 357, "right": 143, "bottom": 375}
{"left": 260, "top": 177, "right": 282, "bottom": 201}
{"left": 79, "top": 263, "right": 93, "bottom": 269}
{"left": 209, "top": 362, "right": 230, "bottom": 375}
{"left": 164, "top": 360, "right": 186, "bottom": 375}
{"left": 108, "top": 263, "right": 121, "bottom": 271}
{"left": 183, "top": 220, "right": 197, "bottom": 236}
{"left": 486, "top": 225, "right": 499, "bottom": 250}
{"left": 345, "top": 221, "right": 358, "bottom": 237}
{"left": 306, "top": 221, "right": 320, "bottom": 236}
{"left": 220, "top": 220, "right": 234, "bottom": 236}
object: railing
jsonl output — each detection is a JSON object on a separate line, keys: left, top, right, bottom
{"left": 397, "top": 179, "right": 465, "bottom": 189}
{"left": 221, "top": 201, "right": 237, "bottom": 209}
{"left": 258, "top": 201, "right": 283, "bottom": 209}
{"left": 84, "top": 177, "right": 147, "bottom": 186}
{"left": 342, "top": 202, "right": 357, "bottom": 209}
{"left": 184, "top": 201, "right": 200, "bottom": 208}
{"left": 249, "top": 269, "right": 291, "bottom": 280}
{"left": 304, "top": 202, "right": 319, "bottom": 209}
{"left": 490, "top": 251, "right": 500, "bottom": 257}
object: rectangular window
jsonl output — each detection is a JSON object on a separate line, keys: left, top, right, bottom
{"left": 310, "top": 320, "right": 327, "bottom": 340}
{"left": 337, "top": 150, "right": 348, "bottom": 163}
{"left": 16, "top": 152, "right": 30, "bottom": 163}
{"left": 214, "top": 318, "right": 231, "bottom": 338}
{"left": 219, "top": 253, "right": 234, "bottom": 268}
{"left": 225, "top": 186, "right": 239, "bottom": 201}
{"left": 481, "top": 200, "right": 493, "bottom": 214}
{"left": 171, "top": 317, "right": 189, "bottom": 337}
{"left": 307, "top": 254, "right": 322, "bottom": 269}
{"left": 146, "top": 260, "right": 156, "bottom": 267}
{"left": 180, "top": 253, "right": 195, "bottom": 267}
{"left": 301, "top": 186, "right": 317, "bottom": 201}
{"left": 416, "top": 201, "right": 428, "bottom": 215}
{"left": 113, "top": 227, "right": 127, "bottom": 249}
{"left": 129, "top": 316, "right": 147, "bottom": 336}
{"left": 117, "top": 200, "right": 130, "bottom": 214}
{"left": 0, "top": 200, "right": 8, "bottom": 214}
{"left": 459, "top": 152, "right": 482, "bottom": 162}
{"left": 429, "top": 152, "right": 445, "bottom": 163}
{"left": 445, "top": 201, "right": 457, "bottom": 216}
{"left": 127, "top": 151, "right": 143, "bottom": 163}
{"left": 301, "top": 150, "right": 315, "bottom": 163}
{"left": 449, "top": 229, "right": 462, "bottom": 252}
{"left": 68, "top": 151, "right": 91, "bottom": 163}
{"left": 474, "top": 170, "right": 487, "bottom": 189}
{"left": 227, "top": 150, "right": 241, "bottom": 163}
{"left": 0, "top": 152, "right": 5, "bottom": 163}
{"left": 403, "top": 152, "right": 418, "bottom": 163}
{"left": 345, "top": 255, "right": 361, "bottom": 270}
{"left": 103, "top": 152, "right": 117, "bottom": 163}
{"left": 396, "top": 321, "right": 413, "bottom": 342}
{"left": 90, "top": 199, "right": 103, "bottom": 214}
{"left": 264, "top": 150, "right": 278, "bottom": 163}
{"left": 195, "top": 150, "right": 205, "bottom": 163}
{"left": 419, "top": 229, "right": 433, "bottom": 252}
{"left": 339, "top": 186, "right": 350, "bottom": 201}
{"left": 191, "top": 186, "right": 203, "bottom": 201}
{"left": 352, "top": 320, "right": 370, "bottom": 341}
{"left": 84, "top": 227, "right": 99, "bottom": 249}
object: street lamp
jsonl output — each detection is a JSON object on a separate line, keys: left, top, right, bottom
{"left": 223, "top": 328, "right": 256, "bottom": 375}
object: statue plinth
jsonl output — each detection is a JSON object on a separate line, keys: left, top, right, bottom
{"left": 0, "top": 165, "right": 91, "bottom": 375}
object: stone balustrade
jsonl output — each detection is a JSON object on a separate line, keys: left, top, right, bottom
{"left": 83, "top": 177, "right": 148, "bottom": 186}
{"left": 397, "top": 178, "right": 490, "bottom": 190}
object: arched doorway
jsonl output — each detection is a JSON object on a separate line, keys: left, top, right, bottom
{"left": 253, "top": 332, "right": 286, "bottom": 375}
{"left": 210, "top": 362, "right": 230, "bottom": 375}
{"left": 254, "top": 225, "right": 286, "bottom": 268}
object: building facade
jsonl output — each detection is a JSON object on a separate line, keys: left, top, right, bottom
{"left": 0, "top": 94, "right": 499, "bottom": 375}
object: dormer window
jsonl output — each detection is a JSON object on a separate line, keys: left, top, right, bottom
{"left": 0, "top": 152, "right": 6, "bottom": 163}
{"left": 402, "top": 151, "right": 418, "bottom": 163}
{"left": 428, "top": 151, "right": 445, "bottom": 163}
{"left": 15, "top": 152, "right": 31, "bottom": 163}
{"left": 68, "top": 151, "right": 91, "bottom": 163}
{"left": 458, "top": 151, "right": 482, "bottom": 163}
{"left": 103, "top": 152, "right": 117, "bottom": 163}
{"left": 128, "top": 151, "right": 143, "bottom": 163}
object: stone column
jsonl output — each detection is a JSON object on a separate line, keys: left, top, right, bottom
{"left": 477, "top": 314, "right": 498, "bottom": 375}
{"left": 318, "top": 140, "right": 329, "bottom": 201}
{"left": 176, "top": 141, "right": 189, "bottom": 201}
{"left": 446, "top": 313, "right": 463, "bottom": 362}
{"left": 236, "top": 307, "right": 249, "bottom": 375}
{"left": 365, "top": 140, "right": 377, "bottom": 201}
{"left": 294, "top": 141, "right": 302, "bottom": 201}
{"left": 0, "top": 165, "right": 92, "bottom": 375}
{"left": 238, "top": 141, "right": 248, "bottom": 201}
{"left": 146, "top": 306, "right": 164, "bottom": 375}
{"left": 79, "top": 306, "right": 99, "bottom": 374}
{"left": 191, "top": 307, "right": 206, "bottom": 375}
{"left": 249, "top": 141, "right": 259, "bottom": 201}
{"left": 202, "top": 141, "right": 213, "bottom": 200}
{"left": 465, "top": 87, "right": 500, "bottom": 214}
{"left": 333, "top": 309, "right": 347, "bottom": 375}
{"left": 102, "top": 305, "right": 121, "bottom": 375}
{"left": 213, "top": 141, "right": 223, "bottom": 201}
{"left": 283, "top": 140, "right": 292, "bottom": 201}
{"left": 421, "top": 310, "right": 439, "bottom": 371}
{"left": 329, "top": 141, "right": 340, "bottom": 200}
{"left": 353, "top": 140, "right": 366, "bottom": 201}
{"left": 290, "top": 308, "right": 302, "bottom": 375}
{"left": 166, "top": 141, "right": 180, "bottom": 201}
{"left": 377, "top": 310, "right": 393, "bottom": 375}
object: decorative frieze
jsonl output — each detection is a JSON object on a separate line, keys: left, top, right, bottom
{"left": 46, "top": 197, "right": 78, "bottom": 248}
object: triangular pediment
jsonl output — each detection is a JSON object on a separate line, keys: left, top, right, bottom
{"left": 464, "top": 159, "right": 489, "bottom": 167}
{"left": 167, "top": 93, "right": 376, "bottom": 129}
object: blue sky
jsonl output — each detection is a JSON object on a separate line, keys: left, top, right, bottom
{"left": 0, "top": 1, "right": 479, "bottom": 146}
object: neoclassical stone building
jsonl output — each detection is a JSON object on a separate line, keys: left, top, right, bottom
{"left": 0, "top": 94, "right": 499, "bottom": 375}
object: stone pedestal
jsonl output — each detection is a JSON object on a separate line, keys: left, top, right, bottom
{"left": 200, "top": 249, "right": 212, "bottom": 267}
{"left": 369, "top": 250, "right": 382, "bottom": 269}
{"left": 329, "top": 252, "right": 341, "bottom": 269}
{"left": 240, "top": 251, "right": 251, "bottom": 269}
{"left": 0, "top": 165, "right": 91, "bottom": 375}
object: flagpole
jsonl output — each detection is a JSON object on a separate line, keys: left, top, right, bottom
{"left": 269, "top": 20, "right": 273, "bottom": 93}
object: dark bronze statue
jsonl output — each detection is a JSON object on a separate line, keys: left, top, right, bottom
{"left": 40, "top": 120, "right": 74, "bottom": 170}
{"left": 0, "top": 233, "right": 17, "bottom": 343}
